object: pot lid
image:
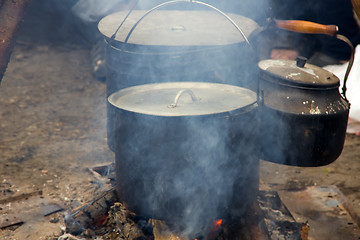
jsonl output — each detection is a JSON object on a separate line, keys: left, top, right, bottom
{"left": 258, "top": 58, "right": 340, "bottom": 88}
{"left": 108, "top": 82, "right": 257, "bottom": 117}
{"left": 98, "top": 10, "right": 259, "bottom": 46}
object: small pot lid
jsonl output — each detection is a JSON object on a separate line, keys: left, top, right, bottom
{"left": 108, "top": 82, "right": 257, "bottom": 117}
{"left": 258, "top": 58, "right": 340, "bottom": 88}
{"left": 98, "top": 10, "right": 259, "bottom": 46}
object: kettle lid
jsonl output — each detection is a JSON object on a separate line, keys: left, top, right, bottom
{"left": 258, "top": 58, "right": 340, "bottom": 88}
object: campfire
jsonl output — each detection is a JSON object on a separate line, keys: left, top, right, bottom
{"left": 1, "top": 1, "right": 360, "bottom": 240}
{"left": 61, "top": 1, "right": 355, "bottom": 239}
{"left": 62, "top": 164, "right": 309, "bottom": 240}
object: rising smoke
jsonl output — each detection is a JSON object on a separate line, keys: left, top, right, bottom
{"left": 76, "top": 0, "right": 270, "bottom": 238}
{"left": 72, "top": 0, "right": 168, "bottom": 23}
{"left": 71, "top": 0, "right": 269, "bottom": 23}
{"left": 114, "top": 106, "right": 259, "bottom": 238}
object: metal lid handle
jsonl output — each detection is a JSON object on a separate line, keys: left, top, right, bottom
{"left": 168, "top": 89, "right": 198, "bottom": 108}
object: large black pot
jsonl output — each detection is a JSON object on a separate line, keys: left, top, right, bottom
{"left": 98, "top": 3, "right": 259, "bottom": 151}
{"left": 108, "top": 82, "right": 259, "bottom": 236}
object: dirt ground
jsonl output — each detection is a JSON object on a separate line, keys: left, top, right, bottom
{"left": 1, "top": 2, "right": 360, "bottom": 239}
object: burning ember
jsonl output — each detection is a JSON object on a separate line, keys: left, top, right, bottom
{"left": 193, "top": 219, "right": 222, "bottom": 240}
{"left": 214, "top": 219, "right": 223, "bottom": 230}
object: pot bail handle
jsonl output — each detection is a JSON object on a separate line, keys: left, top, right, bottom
{"left": 168, "top": 89, "right": 198, "bottom": 108}
{"left": 123, "top": 0, "right": 252, "bottom": 47}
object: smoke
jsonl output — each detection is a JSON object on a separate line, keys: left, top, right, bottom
{"left": 72, "top": 0, "right": 124, "bottom": 23}
{"left": 71, "top": 0, "right": 270, "bottom": 23}
{"left": 94, "top": 0, "right": 269, "bottom": 238}
{"left": 71, "top": 0, "right": 169, "bottom": 23}
{"left": 115, "top": 108, "right": 259, "bottom": 237}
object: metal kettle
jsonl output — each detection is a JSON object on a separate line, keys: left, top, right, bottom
{"left": 258, "top": 20, "right": 355, "bottom": 166}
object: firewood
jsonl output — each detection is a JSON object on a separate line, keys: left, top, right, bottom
{"left": 106, "top": 202, "right": 145, "bottom": 239}
{"left": 151, "top": 219, "right": 188, "bottom": 240}
{"left": 0, "top": 190, "right": 42, "bottom": 204}
{"left": 0, "top": 214, "right": 23, "bottom": 229}
{"left": 64, "top": 188, "right": 117, "bottom": 235}
{"left": 300, "top": 222, "right": 309, "bottom": 240}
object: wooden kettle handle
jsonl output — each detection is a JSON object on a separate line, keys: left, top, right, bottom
{"left": 275, "top": 20, "right": 338, "bottom": 36}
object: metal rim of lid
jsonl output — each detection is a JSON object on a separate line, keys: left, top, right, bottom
{"left": 108, "top": 82, "right": 258, "bottom": 117}
{"left": 98, "top": 10, "right": 259, "bottom": 47}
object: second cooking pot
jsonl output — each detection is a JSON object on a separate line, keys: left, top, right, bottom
{"left": 109, "top": 82, "right": 259, "bottom": 236}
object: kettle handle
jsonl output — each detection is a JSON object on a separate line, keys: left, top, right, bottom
{"left": 275, "top": 20, "right": 338, "bottom": 36}
{"left": 120, "top": 0, "right": 251, "bottom": 47}
{"left": 336, "top": 34, "right": 354, "bottom": 101}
